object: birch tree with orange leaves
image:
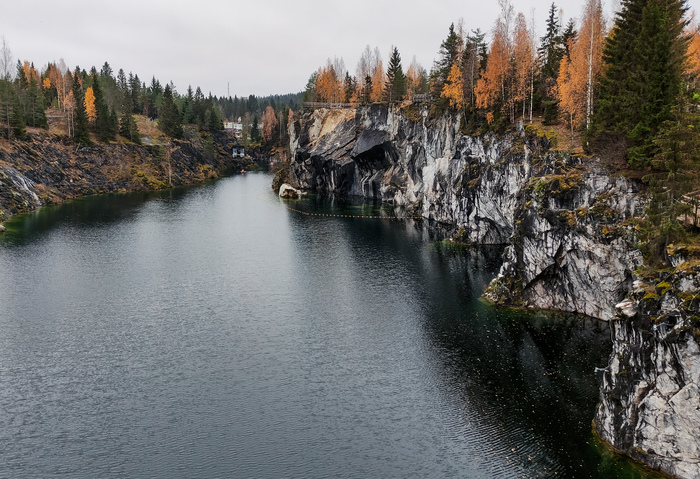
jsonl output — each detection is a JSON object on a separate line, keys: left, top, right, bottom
{"left": 316, "top": 60, "right": 342, "bottom": 103}
{"left": 556, "top": 0, "right": 605, "bottom": 134}
{"left": 262, "top": 105, "right": 277, "bottom": 143}
{"left": 371, "top": 60, "right": 385, "bottom": 102}
{"left": 406, "top": 57, "right": 421, "bottom": 97}
{"left": 21, "top": 61, "right": 40, "bottom": 86}
{"left": 686, "top": 24, "right": 700, "bottom": 90}
{"left": 85, "top": 86, "right": 96, "bottom": 122}
{"left": 512, "top": 13, "right": 536, "bottom": 121}
{"left": 47, "top": 60, "right": 71, "bottom": 112}
{"left": 556, "top": 52, "right": 581, "bottom": 138}
{"left": 441, "top": 63, "right": 464, "bottom": 110}
{"left": 406, "top": 56, "right": 428, "bottom": 97}
{"left": 475, "top": 2, "right": 513, "bottom": 123}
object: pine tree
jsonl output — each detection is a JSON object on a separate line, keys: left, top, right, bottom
{"left": 158, "top": 83, "right": 182, "bottom": 138}
{"left": 384, "top": 46, "right": 407, "bottom": 102}
{"left": 72, "top": 69, "right": 90, "bottom": 145}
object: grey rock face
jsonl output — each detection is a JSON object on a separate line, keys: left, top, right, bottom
{"left": 595, "top": 272, "right": 700, "bottom": 479}
{"left": 289, "top": 105, "right": 642, "bottom": 319}
{"left": 0, "top": 166, "right": 44, "bottom": 220}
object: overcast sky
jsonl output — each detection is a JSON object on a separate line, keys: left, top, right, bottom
{"left": 0, "top": 0, "right": 646, "bottom": 98}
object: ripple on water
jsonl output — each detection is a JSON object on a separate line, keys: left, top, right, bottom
{"left": 0, "top": 174, "right": 648, "bottom": 478}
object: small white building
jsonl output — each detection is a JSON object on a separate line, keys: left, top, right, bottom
{"left": 232, "top": 146, "right": 245, "bottom": 158}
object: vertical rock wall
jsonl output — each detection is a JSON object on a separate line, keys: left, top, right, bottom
{"left": 289, "top": 105, "right": 642, "bottom": 319}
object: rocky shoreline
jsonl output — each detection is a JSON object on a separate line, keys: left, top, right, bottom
{"left": 0, "top": 129, "right": 252, "bottom": 225}
{"left": 284, "top": 104, "right": 700, "bottom": 479}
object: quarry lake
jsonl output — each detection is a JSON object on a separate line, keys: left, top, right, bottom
{"left": 0, "top": 172, "right": 657, "bottom": 478}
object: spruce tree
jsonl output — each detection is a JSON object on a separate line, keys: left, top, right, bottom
{"left": 91, "top": 72, "right": 113, "bottom": 142}
{"left": 431, "top": 23, "right": 461, "bottom": 96}
{"left": 384, "top": 47, "right": 407, "bottom": 102}
{"left": 362, "top": 75, "right": 372, "bottom": 104}
{"left": 592, "top": 0, "right": 689, "bottom": 164}
{"left": 539, "top": 3, "right": 563, "bottom": 80}
{"left": 250, "top": 115, "right": 260, "bottom": 142}
{"left": 539, "top": 4, "right": 570, "bottom": 125}
{"left": 25, "top": 75, "right": 47, "bottom": 129}
{"left": 182, "top": 85, "right": 194, "bottom": 124}
{"left": 344, "top": 72, "right": 356, "bottom": 103}
{"left": 72, "top": 70, "right": 91, "bottom": 145}
{"left": 129, "top": 73, "right": 141, "bottom": 115}
{"left": 11, "top": 91, "right": 26, "bottom": 139}
{"left": 118, "top": 73, "right": 140, "bottom": 144}
{"left": 561, "top": 18, "right": 577, "bottom": 56}
{"left": 16, "top": 60, "right": 28, "bottom": 90}
{"left": 641, "top": 104, "right": 700, "bottom": 263}
{"left": 109, "top": 107, "right": 118, "bottom": 140}
{"left": 158, "top": 83, "right": 182, "bottom": 138}
{"left": 119, "top": 109, "right": 141, "bottom": 144}
{"left": 0, "top": 81, "right": 27, "bottom": 140}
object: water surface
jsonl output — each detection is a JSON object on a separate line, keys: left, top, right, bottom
{"left": 0, "top": 173, "right": 657, "bottom": 478}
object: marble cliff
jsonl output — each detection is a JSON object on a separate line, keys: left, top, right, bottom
{"left": 284, "top": 104, "right": 700, "bottom": 478}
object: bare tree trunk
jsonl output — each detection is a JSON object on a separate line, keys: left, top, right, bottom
{"left": 0, "top": 36, "right": 12, "bottom": 80}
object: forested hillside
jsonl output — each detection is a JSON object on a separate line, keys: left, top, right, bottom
{"left": 0, "top": 42, "right": 301, "bottom": 149}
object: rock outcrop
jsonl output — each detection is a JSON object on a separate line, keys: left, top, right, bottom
{"left": 596, "top": 268, "right": 700, "bottom": 479}
{"left": 288, "top": 105, "right": 700, "bottom": 478}
{"left": 279, "top": 183, "right": 301, "bottom": 199}
{"left": 289, "top": 105, "right": 643, "bottom": 319}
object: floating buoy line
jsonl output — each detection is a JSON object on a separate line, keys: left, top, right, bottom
{"left": 281, "top": 203, "right": 422, "bottom": 220}
{"left": 259, "top": 192, "right": 423, "bottom": 220}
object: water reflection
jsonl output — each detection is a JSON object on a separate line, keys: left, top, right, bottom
{"left": 1, "top": 185, "right": 198, "bottom": 246}
{"left": 0, "top": 174, "right": 660, "bottom": 478}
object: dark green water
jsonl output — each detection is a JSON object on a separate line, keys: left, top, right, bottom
{"left": 0, "top": 173, "right": 659, "bottom": 478}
